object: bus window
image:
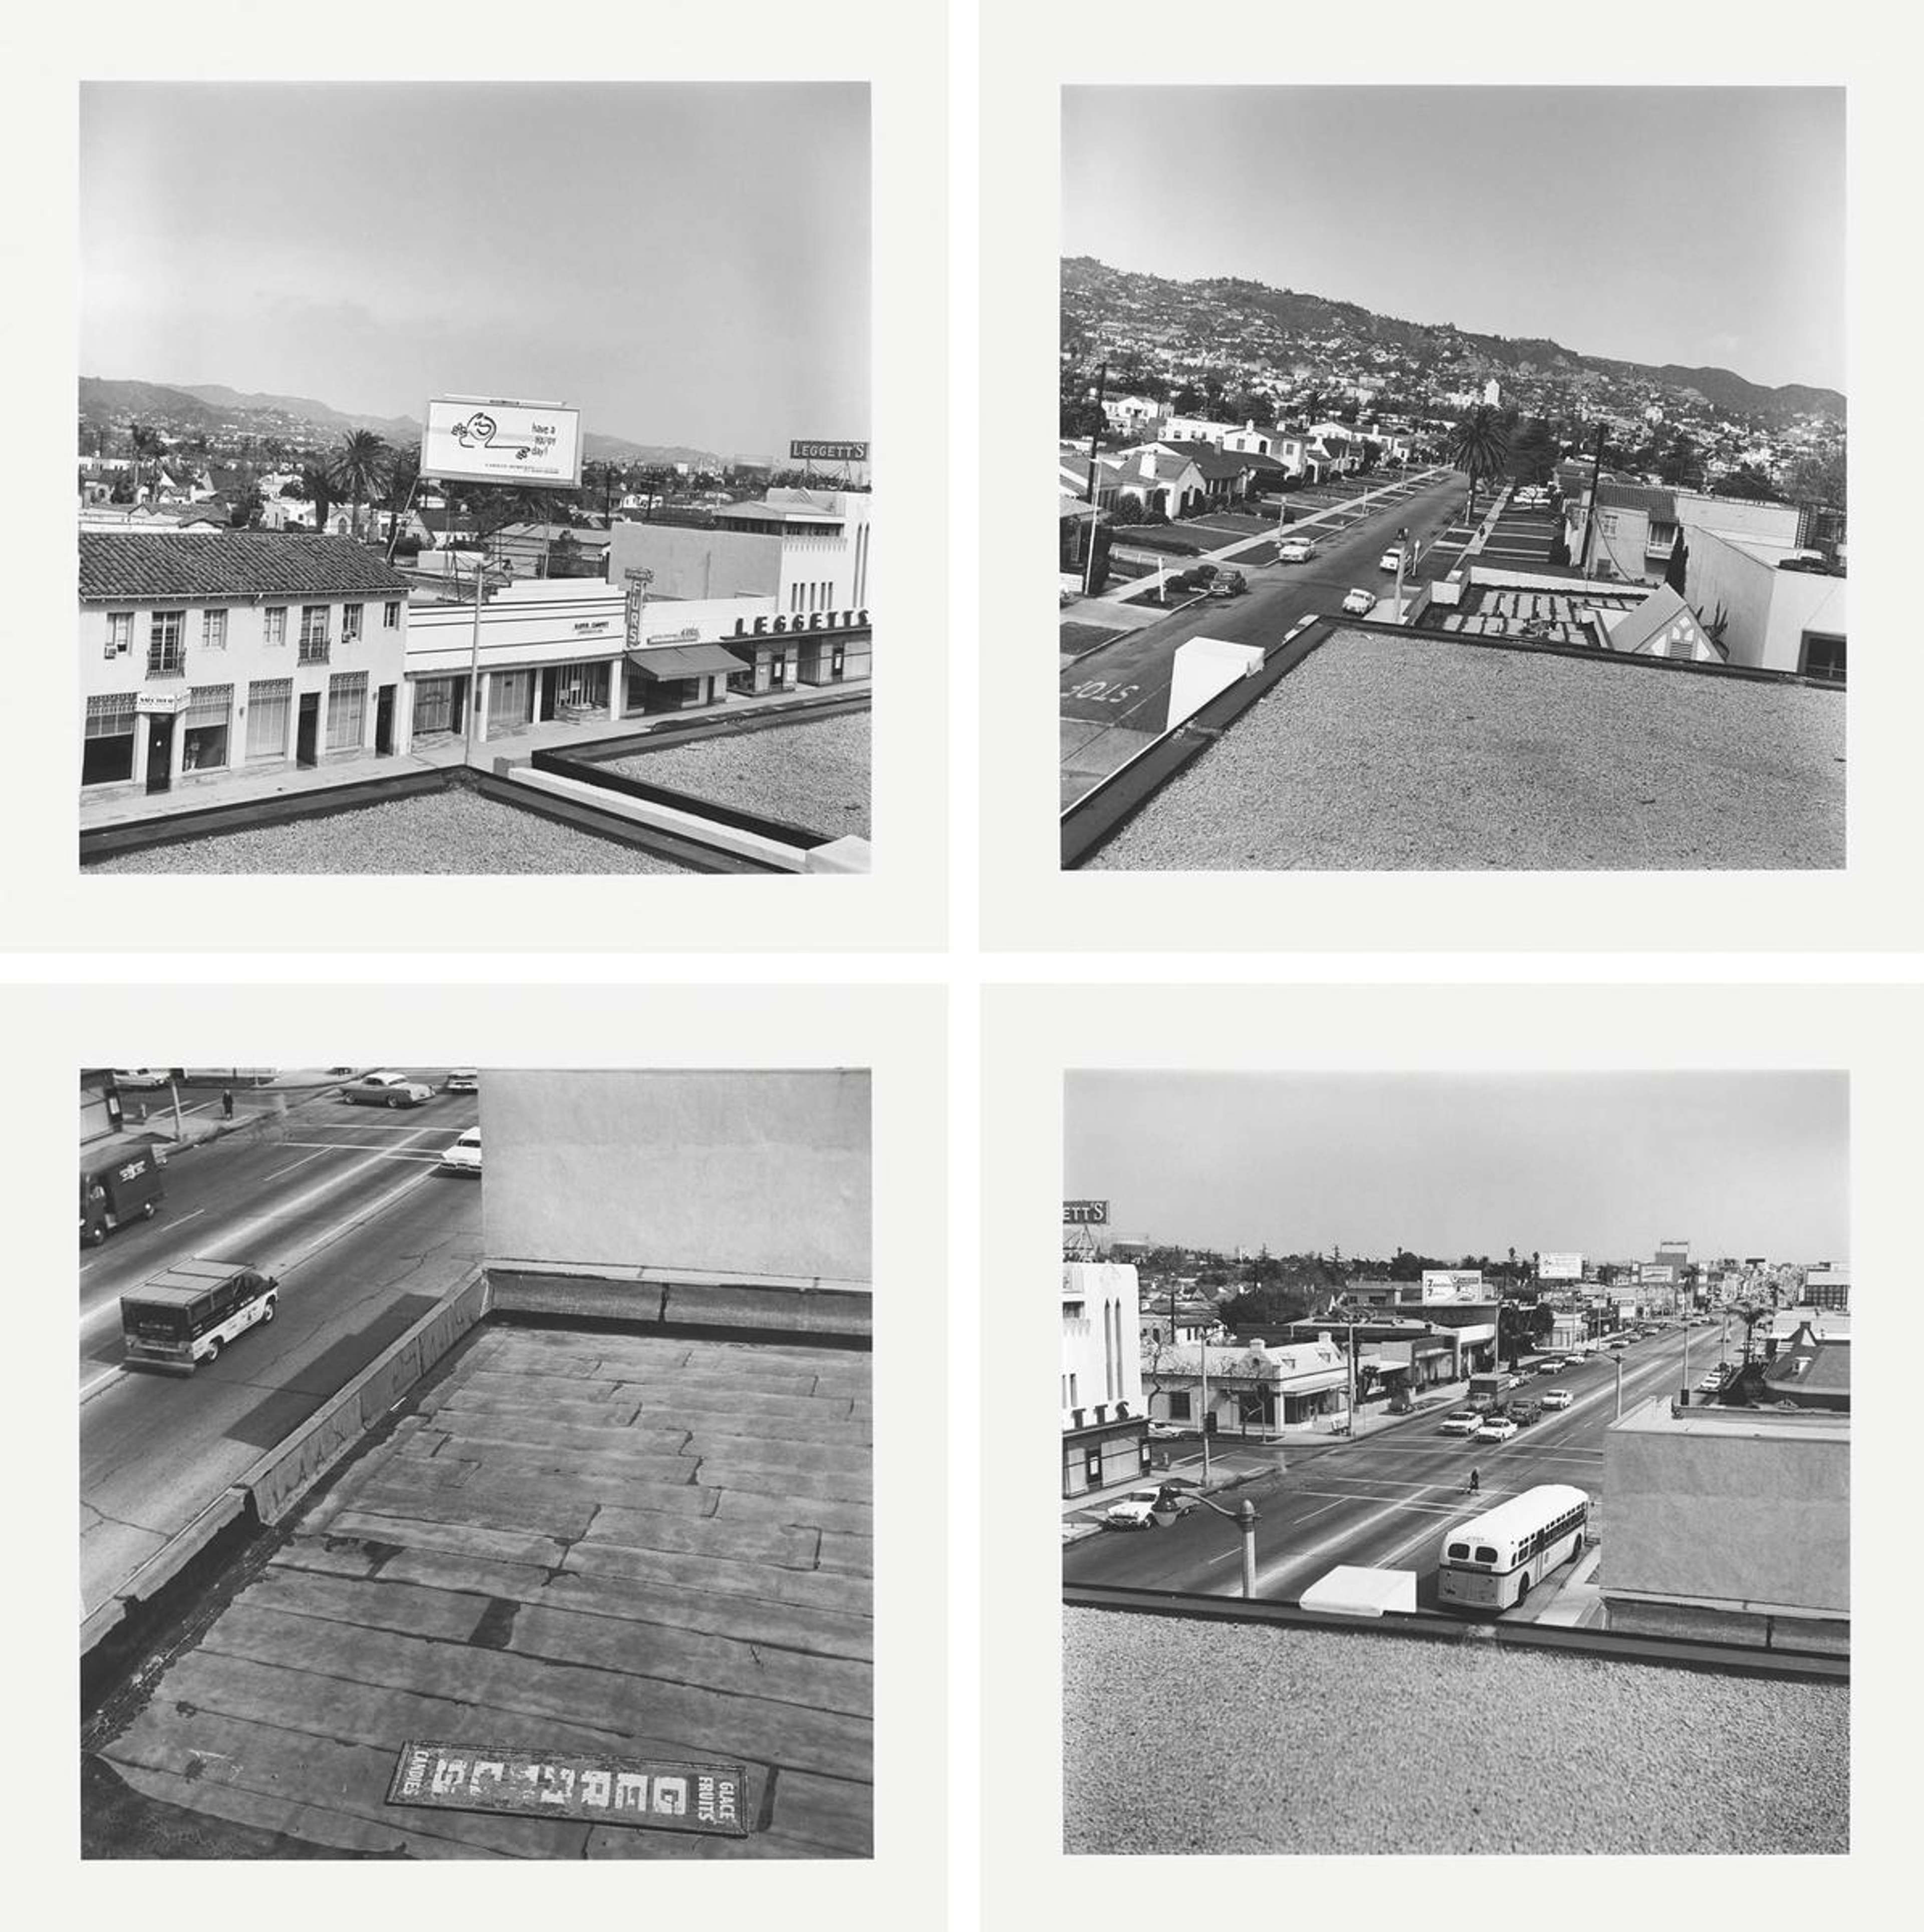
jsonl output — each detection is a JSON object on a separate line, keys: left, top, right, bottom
{"left": 1474, "top": 1545, "right": 1498, "bottom": 1564}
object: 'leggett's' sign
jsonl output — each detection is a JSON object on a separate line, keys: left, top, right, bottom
{"left": 732, "top": 608, "right": 870, "bottom": 639}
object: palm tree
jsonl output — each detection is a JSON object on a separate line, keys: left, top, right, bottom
{"left": 298, "top": 464, "right": 337, "bottom": 534}
{"left": 328, "top": 430, "right": 391, "bottom": 542}
{"left": 1447, "top": 404, "right": 1512, "bottom": 530}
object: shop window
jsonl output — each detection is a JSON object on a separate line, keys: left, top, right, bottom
{"left": 412, "top": 678, "right": 456, "bottom": 735}
{"left": 246, "top": 678, "right": 292, "bottom": 760}
{"left": 104, "top": 612, "right": 133, "bottom": 659}
{"left": 1168, "top": 1391, "right": 1191, "bottom": 1420}
{"left": 201, "top": 609, "right": 227, "bottom": 650}
{"left": 264, "top": 606, "right": 287, "bottom": 646}
{"left": 326, "top": 671, "right": 368, "bottom": 752}
{"left": 831, "top": 642, "right": 846, "bottom": 680}
{"left": 770, "top": 651, "right": 788, "bottom": 688}
{"left": 181, "top": 684, "right": 232, "bottom": 772}
{"left": 83, "top": 693, "right": 137, "bottom": 786}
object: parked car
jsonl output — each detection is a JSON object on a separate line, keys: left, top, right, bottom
{"left": 341, "top": 1070, "right": 433, "bottom": 1108}
{"left": 1207, "top": 569, "right": 1247, "bottom": 599}
{"left": 1476, "top": 1416, "right": 1521, "bottom": 1443}
{"left": 1105, "top": 1488, "right": 1169, "bottom": 1530}
{"left": 443, "top": 1068, "right": 480, "bottom": 1094}
{"left": 1540, "top": 1389, "right": 1574, "bottom": 1411}
{"left": 1341, "top": 587, "right": 1375, "bottom": 615}
{"left": 1378, "top": 547, "right": 1403, "bottom": 572}
{"left": 1146, "top": 1420, "right": 1187, "bottom": 1440}
{"left": 111, "top": 1069, "right": 174, "bottom": 1089}
{"left": 1697, "top": 1370, "right": 1729, "bottom": 1392}
{"left": 1277, "top": 536, "right": 1317, "bottom": 564}
{"left": 1439, "top": 1410, "right": 1483, "bottom": 1436}
{"left": 438, "top": 1126, "right": 482, "bottom": 1174}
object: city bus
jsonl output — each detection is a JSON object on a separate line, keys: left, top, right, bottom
{"left": 120, "top": 1257, "right": 279, "bottom": 1373}
{"left": 1436, "top": 1483, "right": 1591, "bottom": 1612}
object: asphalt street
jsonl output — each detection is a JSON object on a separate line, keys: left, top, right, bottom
{"left": 80, "top": 1076, "right": 483, "bottom": 1617}
{"left": 1063, "top": 1326, "right": 1744, "bottom": 1615}
{"left": 1060, "top": 466, "right": 1468, "bottom": 797}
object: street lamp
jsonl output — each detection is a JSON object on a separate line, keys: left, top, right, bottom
{"left": 1187, "top": 1491, "right": 1260, "bottom": 1600}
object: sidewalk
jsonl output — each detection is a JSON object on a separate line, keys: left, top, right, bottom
{"left": 115, "top": 1071, "right": 363, "bottom": 1156}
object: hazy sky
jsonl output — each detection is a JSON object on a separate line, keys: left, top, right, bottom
{"left": 1063, "top": 87, "right": 1845, "bottom": 393}
{"left": 81, "top": 83, "right": 870, "bottom": 456}
{"left": 1065, "top": 1072, "right": 1848, "bottom": 1262}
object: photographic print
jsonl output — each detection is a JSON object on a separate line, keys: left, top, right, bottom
{"left": 79, "top": 83, "right": 873, "bottom": 877}
{"left": 1057, "top": 88, "right": 1846, "bottom": 871}
{"left": 1060, "top": 1070, "right": 1847, "bottom": 1853}
{"left": 81, "top": 1066, "right": 873, "bottom": 1858}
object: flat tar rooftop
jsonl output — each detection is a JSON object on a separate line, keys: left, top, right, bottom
{"left": 86, "top": 1320, "right": 873, "bottom": 1858}
{"left": 1087, "top": 626, "right": 1844, "bottom": 871}
{"left": 1065, "top": 1609, "right": 1846, "bottom": 1854}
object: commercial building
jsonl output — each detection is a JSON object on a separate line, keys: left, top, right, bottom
{"left": 1061, "top": 1262, "right": 1148, "bottom": 1496}
{"left": 606, "top": 490, "right": 872, "bottom": 696}
{"left": 1141, "top": 1333, "right": 1351, "bottom": 1437}
{"left": 1683, "top": 526, "right": 1846, "bottom": 680}
{"left": 79, "top": 533, "right": 413, "bottom": 799}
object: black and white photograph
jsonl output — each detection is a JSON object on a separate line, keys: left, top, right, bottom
{"left": 78, "top": 81, "right": 874, "bottom": 877}
{"left": 1057, "top": 87, "right": 1847, "bottom": 871}
{"left": 80, "top": 1065, "right": 874, "bottom": 1858}
{"left": 1060, "top": 1070, "right": 1848, "bottom": 1854}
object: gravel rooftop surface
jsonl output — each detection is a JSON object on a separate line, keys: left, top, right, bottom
{"left": 1088, "top": 630, "right": 1846, "bottom": 871}
{"left": 598, "top": 711, "right": 871, "bottom": 840}
{"left": 85, "top": 787, "right": 693, "bottom": 874}
{"left": 1064, "top": 1610, "right": 1847, "bottom": 1854}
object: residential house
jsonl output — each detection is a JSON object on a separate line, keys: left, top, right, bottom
{"left": 1107, "top": 445, "right": 1208, "bottom": 519}
{"left": 79, "top": 533, "right": 413, "bottom": 799}
{"left": 1599, "top": 584, "right": 1725, "bottom": 664}
{"left": 1684, "top": 527, "right": 1846, "bottom": 680}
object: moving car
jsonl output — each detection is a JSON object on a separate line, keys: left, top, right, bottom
{"left": 1105, "top": 1487, "right": 1171, "bottom": 1531}
{"left": 1540, "top": 1389, "right": 1574, "bottom": 1411}
{"left": 1146, "top": 1419, "right": 1187, "bottom": 1440}
{"left": 1341, "top": 586, "right": 1375, "bottom": 615}
{"left": 1439, "top": 1410, "right": 1484, "bottom": 1436}
{"left": 439, "top": 1126, "right": 482, "bottom": 1175}
{"left": 1206, "top": 568, "right": 1247, "bottom": 599}
{"left": 1509, "top": 1398, "right": 1543, "bottom": 1424}
{"left": 1476, "top": 1415, "right": 1521, "bottom": 1443}
{"left": 443, "top": 1068, "right": 480, "bottom": 1094}
{"left": 341, "top": 1070, "right": 433, "bottom": 1108}
{"left": 1379, "top": 547, "right": 1403, "bottom": 572}
{"left": 111, "top": 1069, "right": 174, "bottom": 1089}
{"left": 1276, "top": 536, "right": 1317, "bottom": 564}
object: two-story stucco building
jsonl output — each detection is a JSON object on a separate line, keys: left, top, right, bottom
{"left": 79, "top": 533, "right": 414, "bottom": 799}
{"left": 1061, "top": 1261, "right": 1149, "bottom": 1497}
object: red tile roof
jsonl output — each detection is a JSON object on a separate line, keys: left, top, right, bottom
{"left": 78, "top": 533, "right": 414, "bottom": 602}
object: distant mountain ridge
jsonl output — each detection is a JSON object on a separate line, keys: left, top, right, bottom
{"left": 77, "top": 376, "right": 732, "bottom": 469}
{"left": 1061, "top": 258, "right": 1845, "bottom": 423}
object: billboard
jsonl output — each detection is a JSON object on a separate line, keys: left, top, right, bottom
{"left": 1537, "top": 1252, "right": 1584, "bottom": 1282}
{"left": 1421, "top": 1269, "right": 1485, "bottom": 1303}
{"left": 790, "top": 439, "right": 869, "bottom": 463}
{"left": 422, "top": 397, "right": 583, "bottom": 487}
{"left": 1062, "top": 1199, "right": 1109, "bottom": 1225}
{"left": 1639, "top": 1263, "right": 1678, "bottom": 1286}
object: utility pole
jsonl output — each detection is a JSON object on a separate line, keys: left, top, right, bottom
{"left": 1578, "top": 421, "right": 1607, "bottom": 578}
{"left": 1081, "top": 362, "right": 1109, "bottom": 598}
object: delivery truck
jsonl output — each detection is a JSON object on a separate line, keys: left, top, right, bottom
{"left": 80, "top": 1147, "right": 165, "bottom": 1247}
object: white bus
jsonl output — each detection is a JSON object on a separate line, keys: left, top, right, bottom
{"left": 1436, "top": 1483, "right": 1591, "bottom": 1612}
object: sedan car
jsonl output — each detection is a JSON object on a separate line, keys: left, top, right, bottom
{"left": 443, "top": 1068, "right": 480, "bottom": 1094}
{"left": 439, "top": 1126, "right": 482, "bottom": 1174}
{"left": 1476, "top": 1416, "right": 1521, "bottom": 1443}
{"left": 1276, "top": 536, "right": 1317, "bottom": 564}
{"left": 1697, "top": 1370, "right": 1730, "bottom": 1392}
{"left": 1341, "top": 586, "right": 1375, "bottom": 615}
{"left": 112, "top": 1069, "right": 175, "bottom": 1089}
{"left": 1378, "top": 547, "right": 1403, "bottom": 572}
{"left": 1540, "top": 1389, "right": 1574, "bottom": 1411}
{"left": 1207, "top": 569, "right": 1247, "bottom": 599}
{"left": 1439, "top": 1410, "right": 1484, "bottom": 1436}
{"left": 1104, "top": 1488, "right": 1169, "bottom": 1531}
{"left": 341, "top": 1070, "right": 433, "bottom": 1108}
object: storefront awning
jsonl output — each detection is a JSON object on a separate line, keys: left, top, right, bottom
{"left": 625, "top": 643, "right": 747, "bottom": 679}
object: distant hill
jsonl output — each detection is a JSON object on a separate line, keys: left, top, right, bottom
{"left": 1061, "top": 257, "right": 1845, "bottom": 423}
{"left": 79, "top": 376, "right": 730, "bottom": 468}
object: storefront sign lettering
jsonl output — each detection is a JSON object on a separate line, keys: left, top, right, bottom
{"left": 388, "top": 1743, "right": 749, "bottom": 1835}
